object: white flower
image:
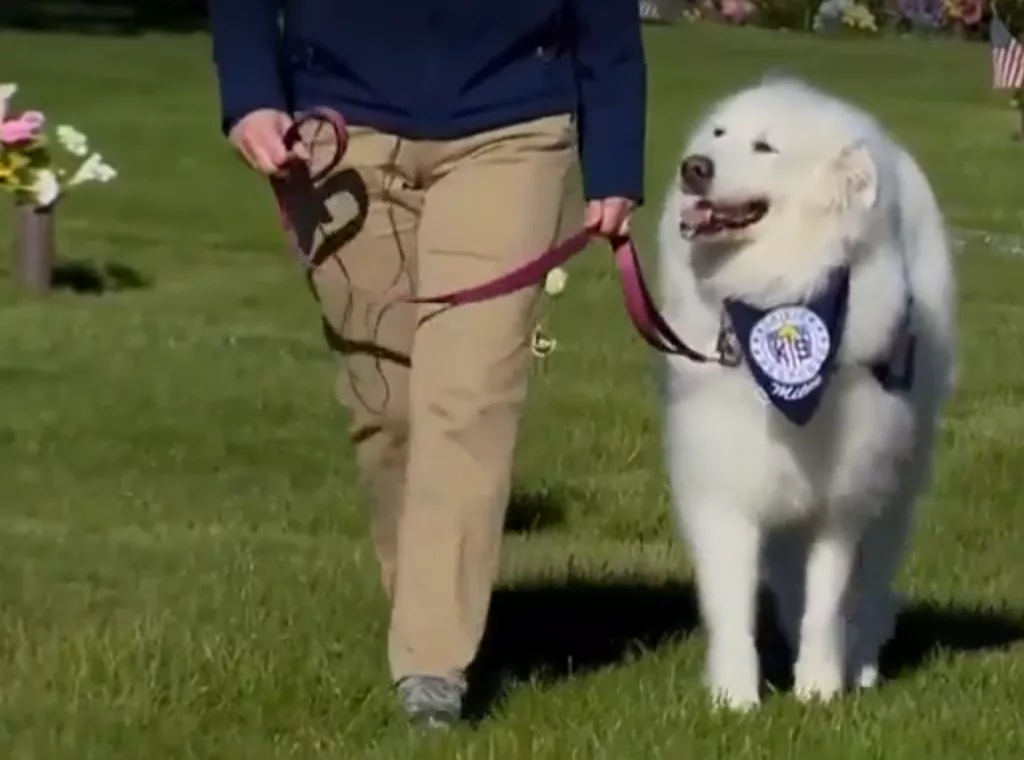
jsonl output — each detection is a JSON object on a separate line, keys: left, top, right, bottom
{"left": 68, "top": 152, "right": 117, "bottom": 187}
{"left": 31, "top": 168, "right": 61, "bottom": 208}
{"left": 0, "top": 83, "right": 16, "bottom": 122}
{"left": 544, "top": 266, "right": 568, "bottom": 296}
{"left": 56, "top": 124, "right": 90, "bottom": 157}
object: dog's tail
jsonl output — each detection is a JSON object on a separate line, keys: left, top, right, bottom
{"left": 896, "top": 148, "right": 957, "bottom": 410}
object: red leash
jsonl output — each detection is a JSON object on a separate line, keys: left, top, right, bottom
{"left": 270, "top": 107, "right": 349, "bottom": 269}
{"left": 270, "top": 108, "right": 711, "bottom": 362}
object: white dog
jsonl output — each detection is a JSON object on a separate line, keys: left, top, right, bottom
{"left": 658, "top": 76, "right": 956, "bottom": 710}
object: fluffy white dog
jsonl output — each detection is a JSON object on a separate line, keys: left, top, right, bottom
{"left": 658, "top": 76, "right": 956, "bottom": 710}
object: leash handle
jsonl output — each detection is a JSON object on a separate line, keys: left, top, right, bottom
{"left": 281, "top": 107, "right": 349, "bottom": 183}
{"left": 270, "top": 108, "right": 349, "bottom": 268}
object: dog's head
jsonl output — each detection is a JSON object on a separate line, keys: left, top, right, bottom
{"left": 673, "top": 77, "right": 884, "bottom": 263}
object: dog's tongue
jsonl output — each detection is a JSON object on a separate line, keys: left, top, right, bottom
{"left": 680, "top": 203, "right": 713, "bottom": 228}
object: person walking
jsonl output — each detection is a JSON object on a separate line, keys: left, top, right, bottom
{"left": 208, "top": 0, "right": 646, "bottom": 728}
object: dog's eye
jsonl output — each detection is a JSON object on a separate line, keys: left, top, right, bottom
{"left": 712, "top": 127, "right": 726, "bottom": 138}
{"left": 752, "top": 140, "right": 777, "bottom": 154}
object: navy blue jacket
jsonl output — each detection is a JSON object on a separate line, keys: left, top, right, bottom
{"left": 208, "top": 0, "right": 646, "bottom": 202}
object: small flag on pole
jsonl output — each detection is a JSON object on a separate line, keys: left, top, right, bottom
{"left": 991, "top": 14, "right": 1024, "bottom": 90}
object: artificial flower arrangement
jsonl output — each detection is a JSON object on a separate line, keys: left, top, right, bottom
{"left": 718, "top": 0, "right": 758, "bottom": 23}
{"left": 814, "top": 0, "right": 880, "bottom": 32}
{"left": 679, "top": 0, "right": 757, "bottom": 24}
{"left": 0, "top": 83, "right": 116, "bottom": 210}
{"left": 942, "top": 0, "right": 985, "bottom": 27}
{"left": 841, "top": 2, "right": 880, "bottom": 30}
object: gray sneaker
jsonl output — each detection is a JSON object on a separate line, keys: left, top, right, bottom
{"left": 396, "top": 675, "right": 466, "bottom": 729}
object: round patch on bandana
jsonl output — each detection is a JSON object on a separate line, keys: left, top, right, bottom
{"left": 747, "top": 306, "right": 831, "bottom": 385}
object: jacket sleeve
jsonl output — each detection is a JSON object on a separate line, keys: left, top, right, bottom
{"left": 208, "top": 0, "right": 288, "bottom": 134}
{"left": 567, "top": 0, "right": 647, "bottom": 204}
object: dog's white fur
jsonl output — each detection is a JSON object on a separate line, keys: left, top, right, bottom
{"left": 658, "top": 76, "right": 956, "bottom": 709}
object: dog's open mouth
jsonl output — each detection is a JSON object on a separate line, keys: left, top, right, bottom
{"left": 679, "top": 198, "right": 769, "bottom": 238}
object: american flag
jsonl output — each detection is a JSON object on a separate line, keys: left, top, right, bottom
{"left": 991, "top": 14, "right": 1024, "bottom": 90}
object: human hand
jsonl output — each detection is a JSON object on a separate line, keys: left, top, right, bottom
{"left": 584, "top": 196, "right": 635, "bottom": 238}
{"left": 227, "top": 108, "right": 309, "bottom": 176}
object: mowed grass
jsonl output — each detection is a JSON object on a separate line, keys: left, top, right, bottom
{"left": 2, "top": 22, "right": 1024, "bottom": 759}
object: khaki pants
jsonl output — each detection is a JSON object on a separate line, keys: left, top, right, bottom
{"left": 284, "top": 114, "right": 580, "bottom": 683}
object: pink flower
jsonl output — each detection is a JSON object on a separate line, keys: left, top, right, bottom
{"left": 720, "top": 0, "right": 755, "bottom": 22}
{"left": 961, "top": 0, "right": 983, "bottom": 25}
{"left": 0, "top": 110, "right": 45, "bottom": 145}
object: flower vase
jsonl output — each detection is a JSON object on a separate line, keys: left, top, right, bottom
{"left": 13, "top": 202, "right": 55, "bottom": 294}
{"left": 951, "top": 19, "right": 966, "bottom": 40}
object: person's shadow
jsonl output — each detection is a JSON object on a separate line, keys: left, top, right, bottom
{"left": 467, "top": 569, "right": 1024, "bottom": 720}
{"left": 503, "top": 485, "right": 576, "bottom": 534}
{"left": 51, "top": 260, "right": 151, "bottom": 294}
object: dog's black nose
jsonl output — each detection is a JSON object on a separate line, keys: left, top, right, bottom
{"left": 680, "top": 154, "right": 714, "bottom": 195}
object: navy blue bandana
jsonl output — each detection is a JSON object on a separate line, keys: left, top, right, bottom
{"left": 724, "top": 268, "right": 850, "bottom": 427}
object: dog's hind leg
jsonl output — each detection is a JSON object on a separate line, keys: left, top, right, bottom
{"left": 846, "top": 500, "right": 913, "bottom": 689}
{"left": 847, "top": 432, "right": 931, "bottom": 689}
{"left": 684, "top": 504, "right": 763, "bottom": 710}
{"left": 763, "top": 524, "right": 811, "bottom": 657}
{"left": 794, "top": 524, "right": 859, "bottom": 703}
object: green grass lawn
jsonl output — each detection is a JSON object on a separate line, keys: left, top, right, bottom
{"left": 2, "top": 22, "right": 1024, "bottom": 759}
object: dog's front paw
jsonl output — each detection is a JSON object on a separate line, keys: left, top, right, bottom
{"left": 794, "top": 648, "right": 845, "bottom": 703}
{"left": 706, "top": 638, "right": 761, "bottom": 711}
{"left": 709, "top": 684, "right": 761, "bottom": 712}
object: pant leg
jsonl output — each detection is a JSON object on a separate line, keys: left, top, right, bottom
{"left": 290, "top": 123, "right": 424, "bottom": 595}
{"left": 387, "top": 114, "right": 580, "bottom": 681}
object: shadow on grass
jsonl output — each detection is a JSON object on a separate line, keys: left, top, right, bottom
{"left": 467, "top": 578, "right": 1024, "bottom": 720}
{"left": 467, "top": 579, "right": 699, "bottom": 720}
{"left": 51, "top": 260, "right": 151, "bottom": 294}
{"left": 1, "top": 0, "right": 207, "bottom": 35}
{"left": 504, "top": 486, "right": 577, "bottom": 534}
{"left": 881, "top": 601, "right": 1024, "bottom": 679}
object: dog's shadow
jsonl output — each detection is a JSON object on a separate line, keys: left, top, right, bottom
{"left": 760, "top": 595, "right": 1024, "bottom": 691}
{"left": 467, "top": 578, "right": 700, "bottom": 720}
{"left": 881, "top": 601, "right": 1024, "bottom": 679}
{"left": 467, "top": 579, "right": 1024, "bottom": 719}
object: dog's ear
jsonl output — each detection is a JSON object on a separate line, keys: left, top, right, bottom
{"left": 831, "top": 139, "right": 878, "bottom": 211}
